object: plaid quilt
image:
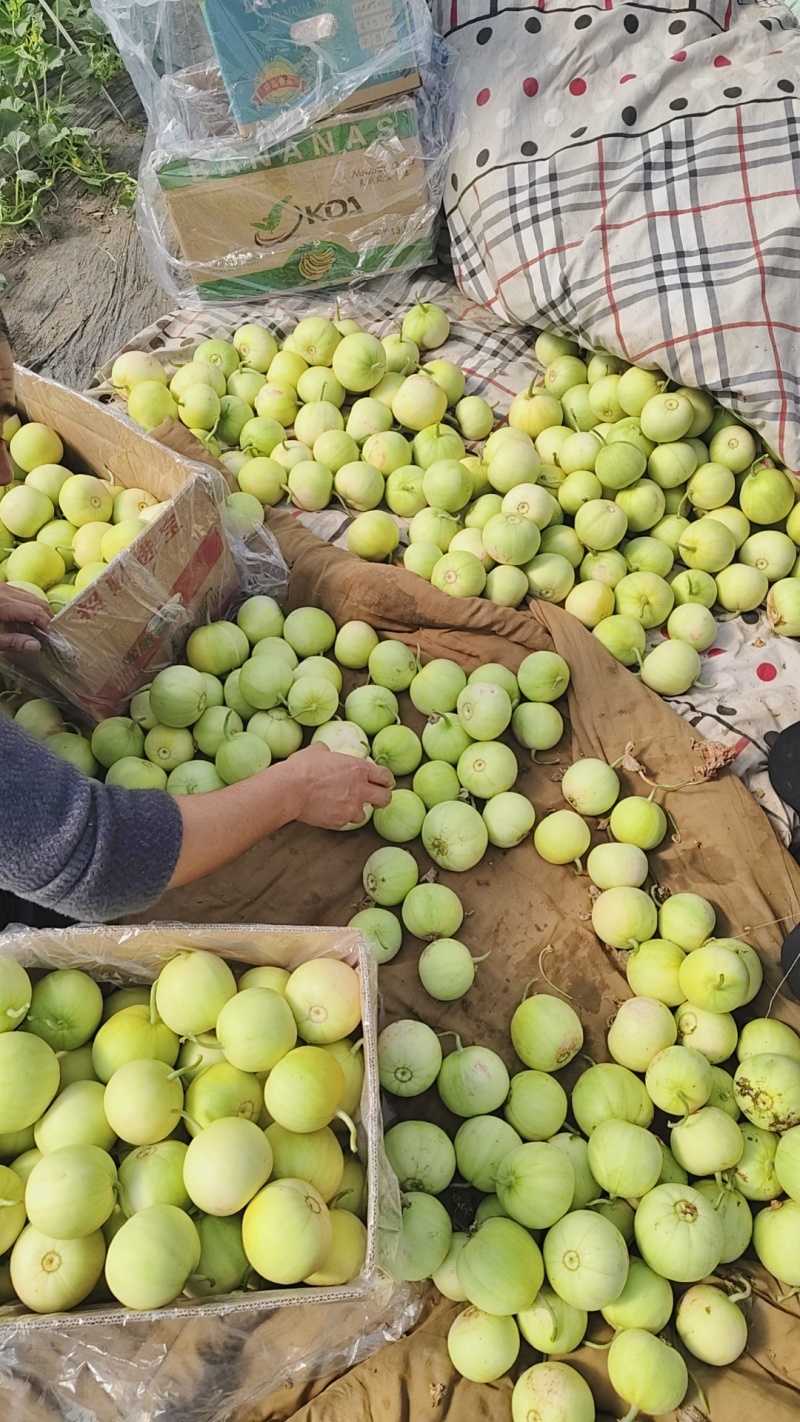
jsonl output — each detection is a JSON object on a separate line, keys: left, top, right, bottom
{"left": 433, "top": 0, "right": 800, "bottom": 469}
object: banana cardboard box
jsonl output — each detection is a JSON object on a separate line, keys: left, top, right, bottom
{"left": 157, "top": 99, "right": 436, "bottom": 301}
{"left": 201, "top": 0, "right": 422, "bottom": 130}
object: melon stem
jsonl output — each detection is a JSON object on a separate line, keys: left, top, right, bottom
{"left": 667, "top": 1092, "right": 692, "bottom": 1128}
{"left": 685, "top": 1364, "right": 709, "bottom": 1417}
{"left": 437, "top": 1031, "right": 464, "bottom": 1052}
{"left": 336, "top": 1110, "right": 358, "bottom": 1153}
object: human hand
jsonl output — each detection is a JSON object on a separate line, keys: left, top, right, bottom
{"left": 0, "top": 584, "right": 52, "bottom": 653}
{"left": 287, "top": 742, "right": 393, "bottom": 829}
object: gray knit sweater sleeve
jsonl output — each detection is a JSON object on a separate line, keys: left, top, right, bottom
{"left": 0, "top": 718, "right": 183, "bottom": 921}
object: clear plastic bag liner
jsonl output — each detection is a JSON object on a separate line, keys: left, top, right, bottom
{"left": 0, "top": 922, "right": 420, "bottom": 1422}
{"left": 0, "top": 368, "right": 289, "bottom": 724}
{"left": 132, "top": 41, "right": 455, "bottom": 304}
{"left": 91, "top": 0, "right": 432, "bottom": 145}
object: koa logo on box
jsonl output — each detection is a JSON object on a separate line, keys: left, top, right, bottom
{"left": 252, "top": 195, "right": 363, "bottom": 246}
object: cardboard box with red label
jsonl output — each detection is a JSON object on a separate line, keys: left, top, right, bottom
{"left": 1, "top": 369, "right": 278, "bottom": 723}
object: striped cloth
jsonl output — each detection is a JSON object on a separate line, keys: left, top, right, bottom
{"left": 433, "top": 0, "right": 800, "bottom": 470}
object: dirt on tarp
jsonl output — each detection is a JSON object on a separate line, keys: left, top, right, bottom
{"left": 5, "top": 512, "right": 800, "bottom": 1422}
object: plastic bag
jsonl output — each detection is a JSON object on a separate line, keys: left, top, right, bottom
{"left": 133, "top": 43, "right": 456, "bottom": 304}
{"left": 92, "top": 0, "right": 433, "bottom": 145}
{"left": 0, "top": 922, "right": 421, "bottom": 1422}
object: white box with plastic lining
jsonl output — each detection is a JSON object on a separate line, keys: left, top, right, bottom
{"left": 0, "top": 921, "right": 400, "bottom": 1332}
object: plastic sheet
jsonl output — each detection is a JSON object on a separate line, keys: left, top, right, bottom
{"left": 0, "top": 368, "right": 289, "bottom": 724}
{"left": 90, "top": 0, "right": 452, "bottom": 302}
{"left": 133, "top": 44, "right": 455, "bottom": 304}
{"left": 0, "top": 923, "right": 420, "bottom": 1422}
{"left": 92, "top": 0, "right": 432, "bottom": 143}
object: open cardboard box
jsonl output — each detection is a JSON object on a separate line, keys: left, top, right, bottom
{"left": 1, "top": 369, "right": 244, "bottom": 723}
{"left": 0, "top": 921, "right": 394, "bottom": 1331}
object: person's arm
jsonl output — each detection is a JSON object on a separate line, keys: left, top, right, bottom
{"left": 0, "top": 717, "right": 183, "bottom": 920}
{"left": 169, "top": 743, "right": 393, "bottom": 888}
{"left": 0, "top": 721, "right": 392, "bottom": 921}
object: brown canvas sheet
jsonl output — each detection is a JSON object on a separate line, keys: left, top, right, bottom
{"left": 155, "top": 512, "right": 800, "bottom": 1422}
{"left": 7, "top": 511, "right": 800, "bottom": 1421}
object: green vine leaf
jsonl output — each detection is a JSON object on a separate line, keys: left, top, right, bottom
{"left": 0, "top": 0, "right": 130, "bottom": 229}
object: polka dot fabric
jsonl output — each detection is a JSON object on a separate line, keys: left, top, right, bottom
{"left": 644, "top": 609, "right": 800, "bottom": 849}
{"left": 434, "top": 0, "right": 800, "bottom": 470}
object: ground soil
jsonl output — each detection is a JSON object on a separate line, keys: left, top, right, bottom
{"left": 1, "top": 74, "right": 166, "bottom": 389}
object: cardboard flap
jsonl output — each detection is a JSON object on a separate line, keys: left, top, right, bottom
{"left": 149, "top": 416, "right": 236, "bottom": 486}
{"left": 2, "top": 370, "right": 245, "bottom": 721}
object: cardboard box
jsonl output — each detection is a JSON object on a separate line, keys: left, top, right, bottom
{"left": 201, "top": 0, "right": 422, "bottom": 131}
{"left": 158, "top": 99, "right": 435, "bottom": 300}
{"left": 160, "top": 55, "right": 420, "bottom": 144}
{"left": 1, "top": 369, "right": 241, "bottom": 723}
{"left": 0, "top": 921, "right": 390, "bottom": 1329}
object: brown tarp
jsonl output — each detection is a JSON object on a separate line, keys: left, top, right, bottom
{"left": 7, "top": 511, "right": 800, "bottom": 1420}
{"left": 149, "top": 512, "right": 800, "bottom": 1421}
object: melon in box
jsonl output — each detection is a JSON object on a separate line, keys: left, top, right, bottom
{"left": 0, "top": 921, "right": 391, "bottom": 1331}
{"left": 157, "top": 98, "right": 434, "bottom": 300}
